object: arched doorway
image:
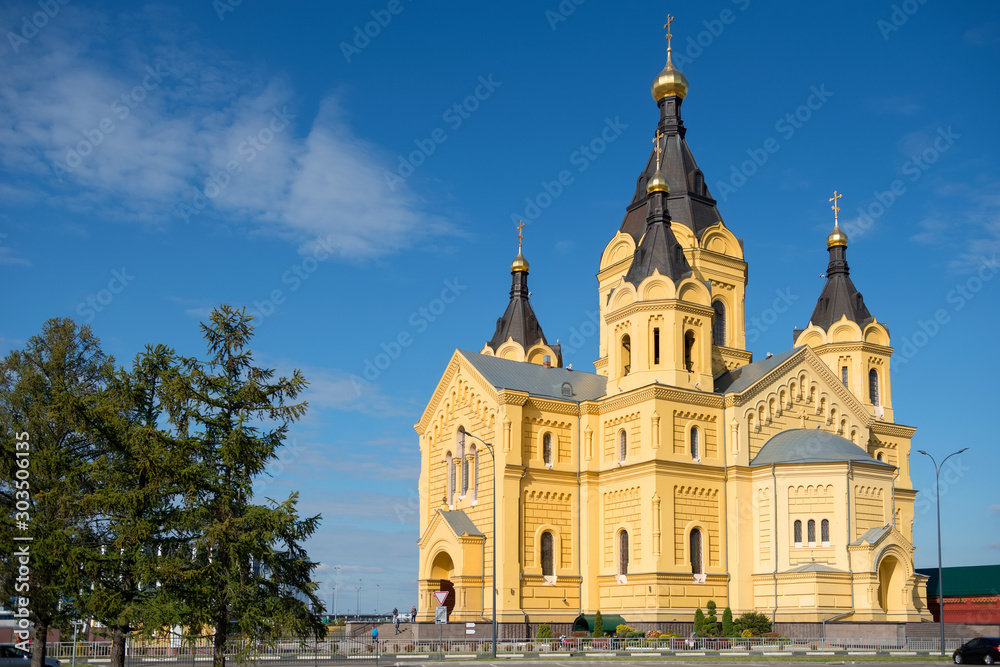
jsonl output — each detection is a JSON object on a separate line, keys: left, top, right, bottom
{"left": 430, "top": 551, "right": 456, "bottom": 620}
{"left": 877, "top": 555, "right": 904, "bottom": 614}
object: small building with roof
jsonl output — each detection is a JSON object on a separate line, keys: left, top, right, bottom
{"left": 414, "top": 22, "right": 930, "bottom": 627}
{"left": 916, "top": 565, "right": 1000, "bottom": 623}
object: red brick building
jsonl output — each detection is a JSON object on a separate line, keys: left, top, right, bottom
{"left": 916, "top": 564, "right": 1000, "bottom": 624}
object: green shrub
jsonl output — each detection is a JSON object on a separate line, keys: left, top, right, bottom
{"left": 721, "top": 607, "right": 734, "bottom": 636}
{"left": 615, "top": 624, "right": 634, "bottom": 636}
{"left": 593, "top": 611, "right": 604, "bottom": 638}
{"left": 734, "top": 611, "right": 772, "bottom": 637}
{"left": 693, "top": 607, "right": 705, "bottom": 636}
{"left": 537, "top": 624, "right": 552, "bottom": 639}
{"left": 705, "top": 601, "right": 718, "bottom": 636}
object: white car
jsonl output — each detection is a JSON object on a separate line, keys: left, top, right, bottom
{"left": 0, "top": 644, "right": 61, "bottom": 667}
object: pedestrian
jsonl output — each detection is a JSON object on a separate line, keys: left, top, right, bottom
{"left": 411, "top": 605, "right": 417, "bottom": 622}
{"left": 394, "top": 614, "right": 400, "bottom": 635}
{"left": 371, "top": 625, "right": 379, "bottom": 652}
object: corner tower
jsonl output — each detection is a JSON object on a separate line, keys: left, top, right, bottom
{"left": 794, "top": 192, "right": 894, "bottom": 422}
{"left": 481, "top": 225, "right": 562, "bottom": 366}
{"left": 597, "top": 19, "right": 751, "bottom": 391}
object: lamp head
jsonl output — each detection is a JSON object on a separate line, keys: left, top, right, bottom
{"left": 917, "top": 449, "right": 928, "bottom": 455}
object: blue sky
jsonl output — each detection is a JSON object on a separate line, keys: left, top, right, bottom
{"left": 2, "top": 0, "right": 999, "bottom": 614}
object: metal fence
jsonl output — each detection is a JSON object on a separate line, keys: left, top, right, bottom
{"left": 44, "top": 638, "right": 379, "bottom": 664}
{"left": 43, "top": 635, "right": 971, "bottom": 660}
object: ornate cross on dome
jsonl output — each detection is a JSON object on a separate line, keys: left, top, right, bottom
{"left": 516, "top": 219, "right": 525, "bottom": 251}
{"left": 664, "top": 14, "right": 674, "bottom": 51}
{"left": 829, "top": 190, "right": 842, "bottom": 225}
{"left": 652, "top": 129, "right": 665, "bottom": 167}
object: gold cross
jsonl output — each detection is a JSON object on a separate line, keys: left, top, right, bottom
{"left": 652, "top": 129, "right": 665, "bottom": 165}
{"left": 516, "top": 220, "right": 525, "bottom": 250}
{"left": 829, "top": 190, "right": 842, "bottom": 225}
{"left": 664, "top": 14, "right": 674, "bottom": 51}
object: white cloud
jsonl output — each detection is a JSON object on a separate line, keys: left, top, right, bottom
{"left": 0, "top": 6, "right": 449, "bottom": 258}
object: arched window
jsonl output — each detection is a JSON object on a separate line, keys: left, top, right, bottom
{"left": 459, "top": 429, "right": 468, "bottom": 496}
{"left": 684, "top": 331, "right": 695, "bottom": 372}
{"left": 446, "top": 452, "right": 455, "bottom": 506}
{"left": 841, "top": 366, "right": 848, "bottom": 386}
{"left": 690, "top": 528, "right": 703, "bottom": 575}
{"left": 712, "top": 301, "right": 726, "bottom": 347}
{"left": 653, "top": 327, "right": 661, "bottom": 365}
{"left": 674, "top": 245, "right": 684, "bottom": 264}
{"left": 876, "top": 452, "right": 884, "bottom": 462}
{"left": 618, "top": 530, "right": 629, "bottom": 575}
{"left": 690, "top": 427, "right": 700, "bottom": 460}
{"left": 541, "top": 531, "right": 554, "bottom": 576}
{"left": 807, "top": 519, "right": 816, "bottom": 545}
{"left": 619, "top": 430, "right": 627, "bottom": 462}
{"left": 542, "top": 433, "right": 552, "bottom": 465}
{"left": 869, "top": 369, "right": 880, "bottom": 406}
{"left": 620, "top": 335, "right": 631, "bottom": 376}
{"left": 821, "top": 519, "right": 830, "bottom": 545}
{"left": 793, "top": 520, "right": 802, "bottom": 545}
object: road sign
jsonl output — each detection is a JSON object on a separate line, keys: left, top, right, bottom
{"left": 465, "top": 623, "right": 475, "bottom": 627}
{"left": 433, "top": 590, "right": 449, "bottom": 606}
{"left": 435, "top": 606, "right": 447, "bottom": 624}
{"left": 465, "top": 629, "right": 475, "bottom": 635}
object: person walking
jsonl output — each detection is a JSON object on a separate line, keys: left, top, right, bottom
{"left": 371, "top": 625, "right": 379, "bottom": 653}
{"left": 394, "top": 614, "right": 400, "bottom": 635}
{"left": 411, "top": 605, "right": 417, "bottom": 622}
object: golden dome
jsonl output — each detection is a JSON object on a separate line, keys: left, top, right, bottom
{"left": 511, "top": 251, "right": 529, "bottom": 273}
{"left": 646, "top": 167, "right": 670, "bottom": 194}
{"left": 651, "top": 51, "right": 689, "bottom": 101}
{"left": 827, "top": 224, "right": 848, "bottom": 248}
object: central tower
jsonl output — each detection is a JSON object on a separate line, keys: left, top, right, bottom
{"left": 596, "top": 23, "right": 751, "bottom": 392}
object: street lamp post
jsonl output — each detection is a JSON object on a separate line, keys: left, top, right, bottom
{"left": 917, "top": 447, "right": 968, "bottom": 657}
{"left": 376, "top": 584, "right": 379, "bottom": 617}
{"left": 357, "top": 579, "right": 362, "bottom": 618}
{"left": 462, "top": 430, "right": 497, "bottom": 659}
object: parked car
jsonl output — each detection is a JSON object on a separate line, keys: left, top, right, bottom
{"left": 953, "top": 637, "right": 1000, "bottom": 664}
{"left": 0, "top": 644, "right": 61, "bottom": 667}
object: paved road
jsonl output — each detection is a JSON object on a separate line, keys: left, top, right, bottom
{"left": 113, "top": 658, "right": 955, "bottom": 667}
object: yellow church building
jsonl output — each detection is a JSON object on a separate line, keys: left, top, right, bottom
{"left": 414, "top": 30, "right": 932, "bottom": 626}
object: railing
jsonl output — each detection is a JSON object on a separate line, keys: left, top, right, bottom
{"left": 42, "top": 635, "right": 972, "bottom": 659}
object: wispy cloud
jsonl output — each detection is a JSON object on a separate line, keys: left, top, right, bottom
{"left": 0, "top": 5, "right": 449, "bottom": 258}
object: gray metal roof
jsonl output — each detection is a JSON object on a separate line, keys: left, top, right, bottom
{"left": 784, "top": 562, "right": 845, "bottom": 574}
{"left": 749, "top": 429, "right": 893, "bottom": 468}
{"left": 714, "top": 347, "right": 800, "bottom": 394}
{"left": 460, "top": 351, "right": 607, "bottom": 403}
{"left": 851, "top": 525, "right": 891, "bottom": 546}
{"left": 439, "top": 509, "right": 484, "bottom": 538}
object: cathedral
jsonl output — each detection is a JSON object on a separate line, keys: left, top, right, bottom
{"left": 414, "top": 29, "right": 932, "bottom": 625}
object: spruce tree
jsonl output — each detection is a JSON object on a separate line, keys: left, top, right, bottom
{"left": 0, "top": 319, "right": 111, "bottom": 667}
{"left": 693, "top": 607, "right": 705, "bottom": 636}
{"left": 170, "top": 306, "right": 325, "bottom": 667}
{"left": 76, "top": 345, "right": 195, "bottom": 667}
{"left": 593, "top": 611, "right": 604, "bottom": 637}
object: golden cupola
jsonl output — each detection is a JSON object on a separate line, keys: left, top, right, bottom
{"left": 652, "top": 50, "right": 689, "bottom": 101}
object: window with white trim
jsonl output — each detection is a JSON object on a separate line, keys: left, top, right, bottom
{"left": 690, "top": 528, "right": 704, "bottom": 575}
{"left": 619, "top": 429, "right": 627, "bottom": 462}
{"left": 541, "top": 531, "right": 554, "bottom": 577}
{"left": 690, "top": 426, "right": 700, "bottom": 460}
{"left": 542, "top": 433, "right": 552, "bottom": 466}
{"left": 793, "top": 520, "right": 802, "bottom": 546}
